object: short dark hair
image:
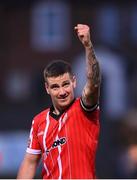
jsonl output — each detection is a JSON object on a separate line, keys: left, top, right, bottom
{"left": 43, "top": 60, "right": 73, "bottom": 82}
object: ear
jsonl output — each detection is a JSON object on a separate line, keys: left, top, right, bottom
{"left": 45, "top": 82, "right": 50, "bottom": 94}
{"left": 72, "top": 75, "right": 76, "bottom": 89}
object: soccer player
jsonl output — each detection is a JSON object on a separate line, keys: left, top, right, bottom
{"left": 17, "top": 24, "right": 101, "bottom": 179}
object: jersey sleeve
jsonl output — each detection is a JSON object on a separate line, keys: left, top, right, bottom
{"left": 26, "top": 117, "right": 42, "bottom": 155}
{"left": 80, "top": 97, "right": 99, "bottom": 112}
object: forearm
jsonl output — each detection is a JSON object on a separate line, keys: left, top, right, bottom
{"left": 85, "top": 43, "right": 101, "bottom": 91}
{"left": 81, "top": 43, "right": 101, "bottom": 107}
{"left": 17, "top": 160, "right": 36, "bottom": 179}
{"left": 17, "top": 153, "right": 40, "bottom": 179}
{"left": 75, "top": 24, "right": 101, "bottom": 107}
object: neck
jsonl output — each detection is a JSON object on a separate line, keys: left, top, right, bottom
{"left": 53, "top": 108, "right": 61, "bottom": 115}
{"left": 52, "top": 98, "right": 75, "bottom": 115}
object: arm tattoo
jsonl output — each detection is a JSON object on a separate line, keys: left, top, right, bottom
{"left": 87, "top": 47, "right": 100, "bottom": 87}
{"left": 81, "top": 45, "right": 101, "bottom": 107}
{"left": 92, "top": 62, "right": 100, "bottom": 87}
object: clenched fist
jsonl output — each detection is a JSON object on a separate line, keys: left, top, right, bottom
{"left": 74, "top": 24, "right": 92, "bottom": 48}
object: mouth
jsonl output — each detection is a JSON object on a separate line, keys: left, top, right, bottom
{"left": 58, "top": 95, "right": 68, "bottom": 102}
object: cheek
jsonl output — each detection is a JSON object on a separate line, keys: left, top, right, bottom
{"left": 67, "top": 86, "right": 74, "bottom": 93}
{"left": 49, "top": 90, "right": 59, "bottom": 98}
{"left": 49, "top": 91, "right": 56, "bottom": 96}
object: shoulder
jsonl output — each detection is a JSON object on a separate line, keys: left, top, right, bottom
{"left": 69, "top": 98, "right": 81, "bottom": 111}
{"left": 32, "top": 108, "right": 49, "bottom": 126}
{"left": 73, "top": 97, "right": 99, "bottom": 112}
{"left": 70, "top": 98, "right": 100, "bottom": 123}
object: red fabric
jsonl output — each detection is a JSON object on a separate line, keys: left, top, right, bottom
{"left": 27, "top": 98, "right": 100, "bottom": 179}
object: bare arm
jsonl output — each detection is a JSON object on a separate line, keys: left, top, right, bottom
{"left": 17, "top": 153, "right": 41, "bottom": 179}
{"left": 75, "top": 24, "right": 101, "bottom": 109}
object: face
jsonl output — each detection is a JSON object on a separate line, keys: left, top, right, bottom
{"left": 45, "top": 73, "right": 76, "bottom": 112}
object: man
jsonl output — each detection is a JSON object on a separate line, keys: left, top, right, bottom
{"left": 17, "top": 24, "right": 101, "bottom": 179}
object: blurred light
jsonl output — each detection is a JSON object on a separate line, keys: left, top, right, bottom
{"left": 4, "top": 70, "right": 31, "bottom": 102}
{"left": 30, "top": 1, "right": 71, "bottom": 52}
{"left": 97, "top": 4, "right": 120, "bottom": 46}
{"left": 0, "top": 131, "right": 28, "bottom": 175}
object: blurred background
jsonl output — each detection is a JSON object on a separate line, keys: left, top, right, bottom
{"left": 0, "top": 0, "right": 137, "bottom": 178}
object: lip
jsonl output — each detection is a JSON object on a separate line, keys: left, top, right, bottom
{"left": 59, "top": 98, "right": 67, "bottom": 102}
{"left": 58, "top": 96, "right": 68, "bottom": 102}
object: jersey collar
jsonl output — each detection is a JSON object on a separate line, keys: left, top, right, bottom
{"left": 49, "top": 98, "right": 75, "bottom": 120}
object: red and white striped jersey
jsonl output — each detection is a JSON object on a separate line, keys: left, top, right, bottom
{"left": 27, "top": 98, "right": 100, "bottom": 179}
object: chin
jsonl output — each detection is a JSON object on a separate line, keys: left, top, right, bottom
{"left": 59, "top": 101, "right": 71, "bottom": 109}
{"left": 60, "top": 102, "right": 69, "bottom": 108}
{"left": 57, "top": 97, "right": 74, "bottom": 110}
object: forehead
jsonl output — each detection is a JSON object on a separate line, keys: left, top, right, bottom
{"left": 47, "top": 73, "right": 71, "bottom": 85}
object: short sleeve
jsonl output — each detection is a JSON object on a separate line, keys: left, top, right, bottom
{"left": 26, "top": 118, "right": 41, "bottom": 154}
{"left": 80, "top": 97, "right": 99, "bottom": 112}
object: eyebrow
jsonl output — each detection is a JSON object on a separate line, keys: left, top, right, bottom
{"left": 50, "top": 84, "right": 59, "bottom": 89}
{"left": 50, "top": 80, "right": 70, "bottom": 88}
{"left": 62, "top": 80, "right": 70, "bottom": 84}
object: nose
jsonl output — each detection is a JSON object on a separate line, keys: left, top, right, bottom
{"left": 59, "top": 87, "right": 66, "bottom": 97}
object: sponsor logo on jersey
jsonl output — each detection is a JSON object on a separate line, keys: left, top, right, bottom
{"left": 52, "top": 137, "right": 66, "bottom": 148}
{"left": 46, "top": 137, "right": 66, "bottom": 154}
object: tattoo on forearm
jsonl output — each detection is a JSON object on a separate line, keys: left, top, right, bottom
{"left": 87, "top": 47, "right": 100, "bottom": 87}
{"left": 82, "top": 44, "right": 100, "bottom": 106}
{"left": 88, "top": 47, "right": 96, "bottom": 63}
{"left": 92, "top": 63, "right": 100, "bottom": 86}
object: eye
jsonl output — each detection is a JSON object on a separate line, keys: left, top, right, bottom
{"left": 63, "top": 82, "right": 70, "bottom": 87}
{"left": 50, "top": 84, "right": 59, "bottom": 90}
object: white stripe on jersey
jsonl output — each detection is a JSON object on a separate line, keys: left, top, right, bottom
{"left": 56, "top": 116, "right": 63, "bottom": 179}
{"left": 29, "top": 120, "right": 34, "bottom": 148}
{"left": 64, "top": 117, "right": 71, "bottom": 179}
{"left": 26, "top": 148, "right": 41, "bottom": 154}
{"left": 57, "top": 140, "right": 62, "bottom": 179}
{"left": 43, "top": 111, "right": 50, "bottom": 176}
